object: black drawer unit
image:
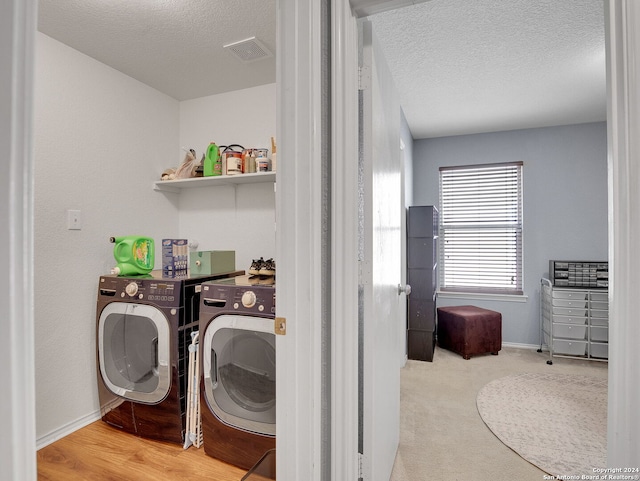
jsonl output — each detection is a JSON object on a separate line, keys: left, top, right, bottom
{"left": 407, "top": 206, "right": 438, "bottom": 361}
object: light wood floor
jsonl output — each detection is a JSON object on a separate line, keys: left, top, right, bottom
{"left": 37, "top": 421, "right": 248, "bottom": 481}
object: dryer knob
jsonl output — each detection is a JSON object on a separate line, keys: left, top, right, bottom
{"left": 241, "top": 290, "right": 257, "bottom": 308}
{"left": 125, "top": 282, "right": 139, "bottom": 297}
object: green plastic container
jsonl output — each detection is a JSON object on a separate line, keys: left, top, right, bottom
{"left": 110, "top": 236, "right": 154, "bottom": 276}
{"left": 204, "top": 142, "right": 222, "bottom": 177}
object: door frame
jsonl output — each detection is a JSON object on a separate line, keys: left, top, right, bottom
{"left": 605, "top": 0, "right": 640, "bottom": 465}
{"left": 275, "top": 1, "right": 328, "bottom": 479}
{"left": 6, "top": 0, "right": 640, "bottom": 477}
{"left": 330, "top": 1, "right": 360, "bottom": 480}
{"left": 2, "top": 0, "right": 37, "bottom": 478}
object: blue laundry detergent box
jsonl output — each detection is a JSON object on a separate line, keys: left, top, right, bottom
{"left": 162, "top": 239, "right": 189, "bottom": 273}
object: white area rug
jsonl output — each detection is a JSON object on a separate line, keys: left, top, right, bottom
{"left": 476, "top": 372, "right": 607, "bottom": 478}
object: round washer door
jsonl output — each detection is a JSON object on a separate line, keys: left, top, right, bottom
{"left": 98, "top": 302, "right": 171, "bottom": 404}
{"left": 203, "top": 314, "right": 276, "bottom": 435}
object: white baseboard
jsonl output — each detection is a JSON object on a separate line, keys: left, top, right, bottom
{"left": 36, "top": 410, "right": 102, "bottom": 450}
{"left": 502, "top": 341, "right": 546, "bottom": 351}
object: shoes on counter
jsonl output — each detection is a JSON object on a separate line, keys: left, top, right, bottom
{"left": 249, "top": 257, "right": 275, "bottom": 277}
{"left": 249, "top": 257, "right": 265, "bottom": 276}
{"left": 260, "top": 258, "right": 275, "bottom": 276}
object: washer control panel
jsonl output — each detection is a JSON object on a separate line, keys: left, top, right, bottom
{"left": 98, "top": 276, "right": 181, "bottom": 307}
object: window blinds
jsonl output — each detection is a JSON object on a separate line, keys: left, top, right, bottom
{"left": 439, "top": 162, "right": 523, "bottom": 294}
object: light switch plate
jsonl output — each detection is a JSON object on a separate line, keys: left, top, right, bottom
{"left": 67, "top": 210, "right": 82, "bottom": 230}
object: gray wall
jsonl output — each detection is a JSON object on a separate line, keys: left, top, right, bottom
{"left": 412, "top": 122, "right": 608, "bottom": 346}
{"left": 400, "top": 109, "right": 413, "bottom": 207}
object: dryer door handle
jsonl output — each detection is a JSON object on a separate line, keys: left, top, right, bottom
{"left": 211, "top": 349, "right": 218, "bottom": 389}
{"left": 152, "top": 337, "right": 158, "bottom": 367}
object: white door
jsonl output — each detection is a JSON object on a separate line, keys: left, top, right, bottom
{"left": 359, "top": 19, "right": 405, "bottom": 481}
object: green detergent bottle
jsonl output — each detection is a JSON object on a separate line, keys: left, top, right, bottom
{"left": 204, "top": 142, "right": 222, "bottom": 176}
{"left": 110, "top": 236, "right": 154, "bottom": 276}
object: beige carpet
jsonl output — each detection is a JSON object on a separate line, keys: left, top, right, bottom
{"left": 390, "top": 345, "right": 608, "bottom": 481}
{"left": 477, "top": 372, "right": 607, "bottom": 477}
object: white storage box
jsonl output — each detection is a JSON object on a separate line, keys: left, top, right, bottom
{"left": 590, "top": 300, "right": 608, "bottom": 311}
{"left": 590, "top": 342, "right": 608, "bottom": 359}
{"left": 552, "top": 290, "right": 589, "bottom": 300}
{"left": 552, "top": 314, "right": 587, "bottom": 325}
{"left": 590, "top": 326, "right": 609, "bottom": 342}
{"left": 553, "top": 339, "right": 588, "bottom": 356}
{"left": 590, "top": 309, "right": 609, "bottom": 320}
{"left": 590, "top": 292, "right": 608, "bottom": 302}
{"left": 552, "top": 307, "right": 589, "bottom": 317}
{"left": 553, "top": 298, "right": 589, "bottom": 308}
{"left": 554, "top": 324, "right": 587, "bottom": 340}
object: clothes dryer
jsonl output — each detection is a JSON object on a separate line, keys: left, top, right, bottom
{"left": 96, "top": 269, "right": 242, "bottom": 444}
{"left": 199, "top": 275, "right": 276, "bottom": 471}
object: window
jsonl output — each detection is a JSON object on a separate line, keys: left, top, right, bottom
{"left": 439, "top": 162, "right": 523, "bottom": 295}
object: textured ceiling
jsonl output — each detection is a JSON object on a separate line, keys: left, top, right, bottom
{"left": 350, "top": 0, "right": 430, "bottom": 17}
{"left": 37, "top": 0, "right": 606, "bottom": 140}
{"left": 37, "top": 0, "right": 277, "bottom": 102}
{"left": 371, "top": 0, "right": 606, "bottom": 138}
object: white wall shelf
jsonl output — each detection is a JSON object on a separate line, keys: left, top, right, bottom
{"left": 153, "top": 172, "right": 276, "bottom": 193}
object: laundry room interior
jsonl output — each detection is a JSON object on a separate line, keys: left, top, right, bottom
{"left": 30, "top": 0, "right": 629, "bottom": 479}
{"left": 34, "top": 0, "right": 277, "bottom": 453}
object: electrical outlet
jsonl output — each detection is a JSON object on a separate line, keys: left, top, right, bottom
{"left": 67, "top": 210, "right": 82, "bottom": 230}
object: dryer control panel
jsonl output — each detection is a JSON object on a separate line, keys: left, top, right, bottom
{"left": 201, "top": 283, "right": 275, "bottom": 316}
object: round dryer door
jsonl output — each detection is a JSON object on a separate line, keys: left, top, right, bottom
{"left": 98, "top": 302, "right": 171, "bottom": 404}
{"left": 203, "top": 314, "right": 276, "bottom": 436}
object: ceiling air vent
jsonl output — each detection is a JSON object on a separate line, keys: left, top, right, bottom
{"left": 224, "top": 37, "right": 273, "bottom": 63}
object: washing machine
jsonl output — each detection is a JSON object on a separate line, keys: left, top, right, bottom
{"left": 199, "top": 274, "right": 276, "bottom": 471}
{"left": 96, "top": 269, "right": 242, "bottom": 444}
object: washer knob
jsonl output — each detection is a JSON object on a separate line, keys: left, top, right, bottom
{"left": 125, "top": 282, "right": 138, "bottom": 297}
{"left": 241, "top": 290, "right": 257, "bottom": 308}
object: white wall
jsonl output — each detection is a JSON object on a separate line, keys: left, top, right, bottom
{"left": 33, "top": 40, "right": 276, "bottom": 443}
{"left": 413, "top": 122, "right": 608, "bottom": 346}
{"left": 179, "top": 83, "right": 276, "bottom": 157}
{"left": 178, "top": 84, "right": 277, "bottom": 272}
{"left": 33, "top": 33, "right": 180, "bottom": 443}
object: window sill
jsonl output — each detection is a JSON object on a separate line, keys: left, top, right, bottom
{"left": 436, "top": 290, "right": 529, "bottom": 303}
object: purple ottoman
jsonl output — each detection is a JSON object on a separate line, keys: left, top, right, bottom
{"left": 437, "top": 305, "right": 502, "bottom": 360}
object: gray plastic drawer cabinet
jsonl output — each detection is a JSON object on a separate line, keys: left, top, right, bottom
{"left": 539, "top": 277, "right": 609, "bottom": 364}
